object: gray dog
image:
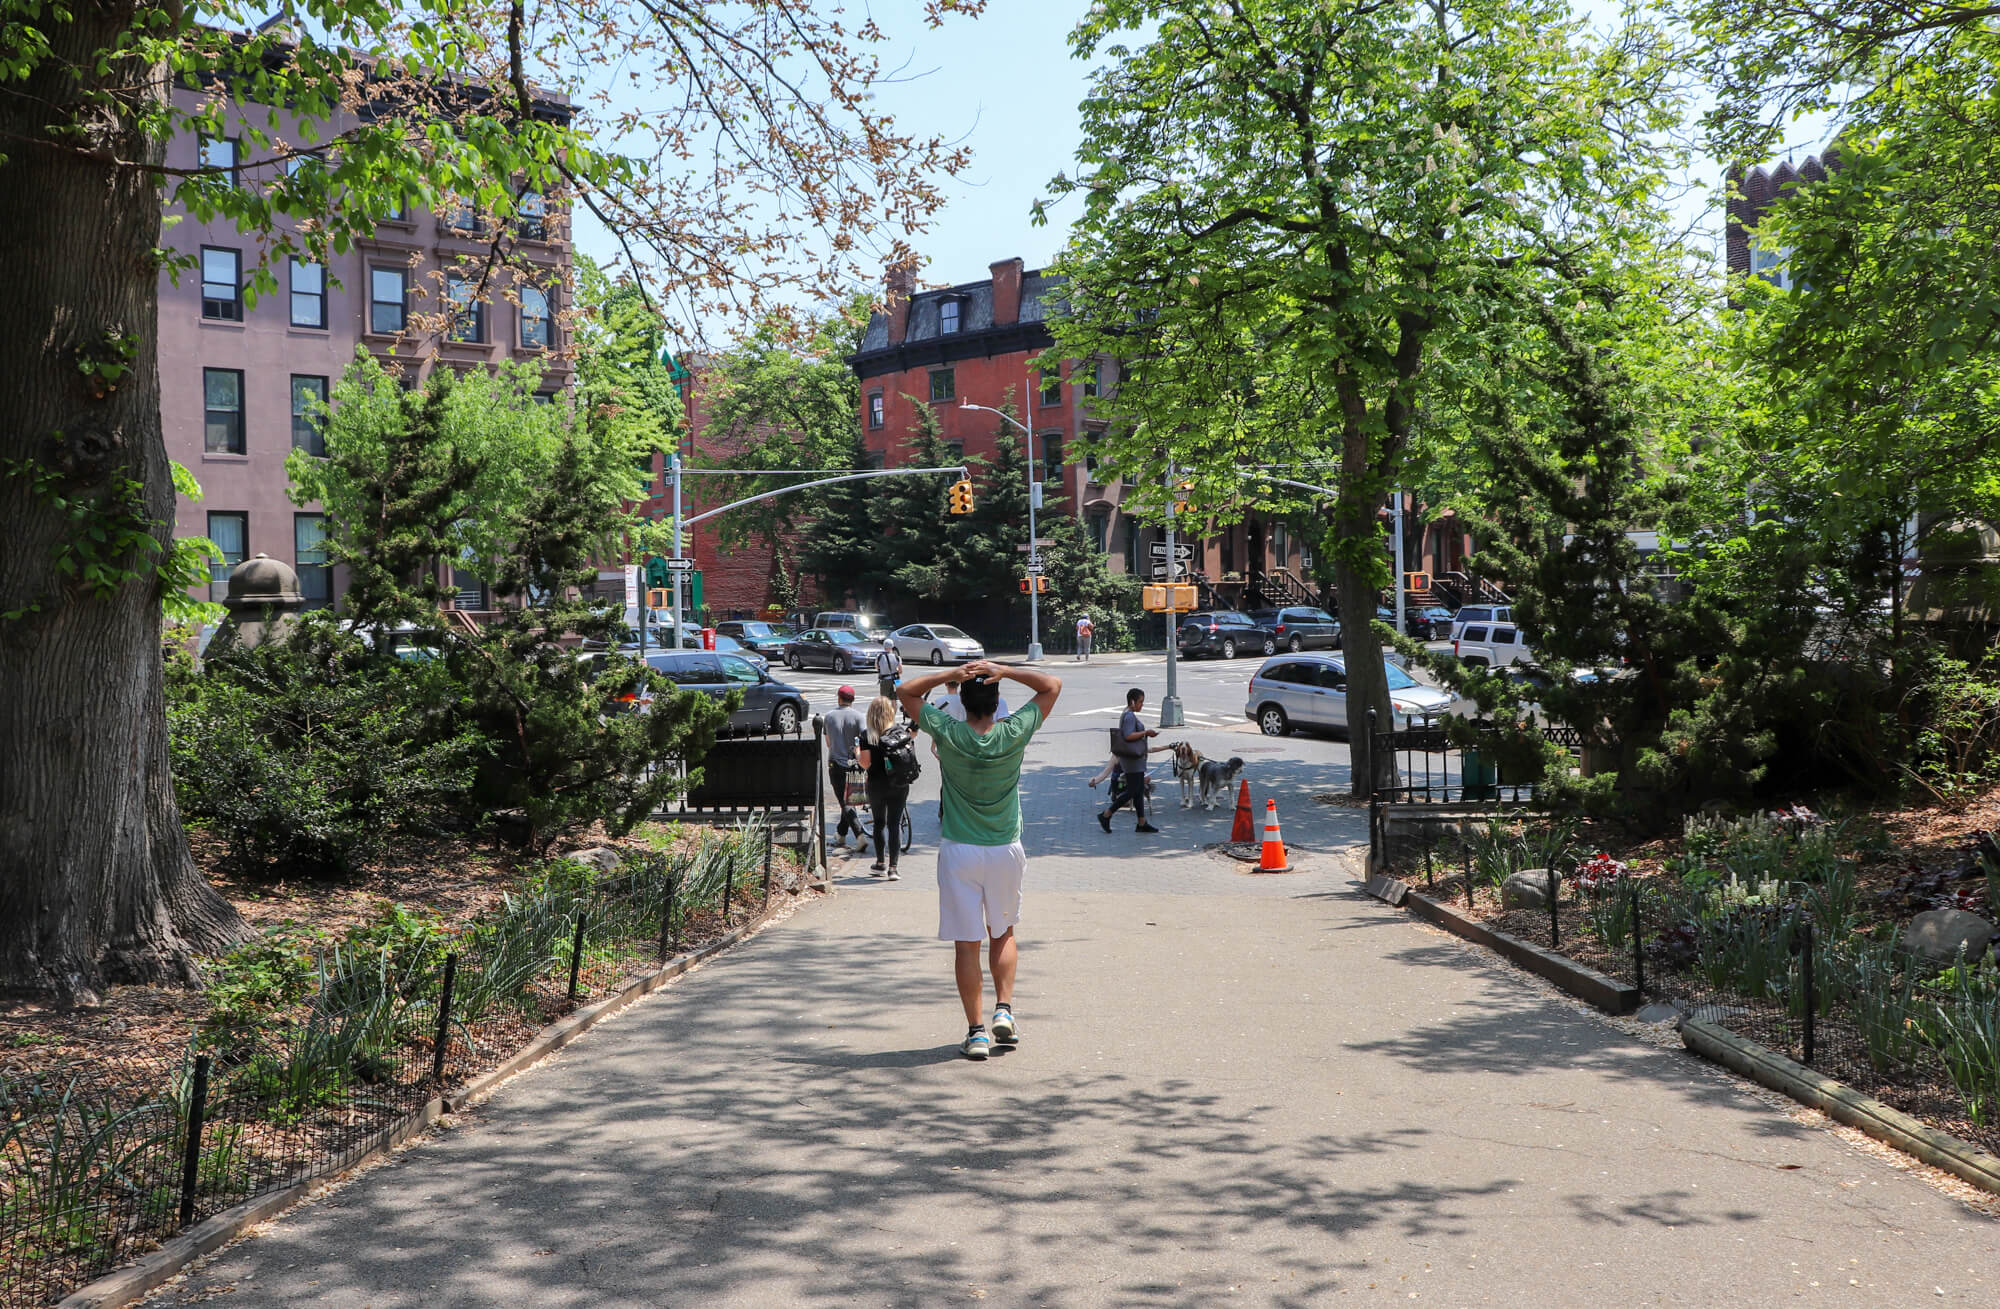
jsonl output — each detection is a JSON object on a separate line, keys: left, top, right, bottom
{"left": 1195, "top": 755, "right": 1246, "bottom": 810}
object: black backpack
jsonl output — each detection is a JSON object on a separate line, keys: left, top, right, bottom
{"left": 878, "top": 724, "right": 922, "bottom": 784}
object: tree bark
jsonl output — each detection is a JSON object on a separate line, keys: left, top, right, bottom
{"left": 0, "top": 4, "right": 247, "bottom": 1001}
{"left": 1332, "top": 413, "right": 1399, "bottom": 799}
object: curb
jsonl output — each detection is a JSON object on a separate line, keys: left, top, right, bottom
{"left": 56, "top": 896, "right": 798, "bottom": 1309}
{"left": 1681, "top": 1017, "right": 2000, "bottom": 1198}
{"left": 1375, "top": 885, "right": 1640, "bottom": 1016}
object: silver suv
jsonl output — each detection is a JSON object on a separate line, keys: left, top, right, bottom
{"left": 1244, "top": 653, "right": 1452, "bottom": 738}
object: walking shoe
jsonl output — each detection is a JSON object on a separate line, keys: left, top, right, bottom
{"left": 871, "top": 861, "right": 887, "bottom": 873}
{"left": 1136, "top": 824, "right": 1161, "bottom": 834}
{"left": 961, "top": 1028, "right": 991, "bottom": 1060}
{"left": 885, "top": 868, "right": 901, "bottom": 880}
{"left": 1098, "top": 811, "right": 1112, "bottom": 833}
{"left": 990, "top": 1006, "right": 1017, "bottom": 1046}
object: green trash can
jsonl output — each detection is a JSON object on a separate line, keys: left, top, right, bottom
{"left": 1461, "top": 748, "right": 1499, "bottom": 801}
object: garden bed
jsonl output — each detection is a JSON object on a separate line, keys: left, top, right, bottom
{"left": 0, "top": 819, "right": 805, "bottom": 1309}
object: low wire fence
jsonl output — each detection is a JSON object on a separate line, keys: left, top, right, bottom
{"left": 0, "top": 822, "right": 781, "bottom": 1309}
{"left": 1379, "top": 823, "right": 2000, "bottom": 1164}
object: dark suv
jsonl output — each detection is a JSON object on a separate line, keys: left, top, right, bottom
{"left": 1177, "top": 611, "right": 1277, "bottom": 659}
{"left": 1248, "top": 606, "right": 1341, "bottom": 652}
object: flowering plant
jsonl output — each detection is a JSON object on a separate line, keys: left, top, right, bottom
{"left": 1574, "top": 853, "right": 1629, "bottom": 892}
{"left": 1769, "top": 803, "right": 1822, "bottom": 827}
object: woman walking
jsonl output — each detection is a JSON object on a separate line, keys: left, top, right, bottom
{"left": 858, "top": 695, "right": 915, "bottom": 878}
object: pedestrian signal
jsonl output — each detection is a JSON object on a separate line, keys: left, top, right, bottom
{"left": 1143, "top": 583, "right": 1196, "bottom": 612}
{"left": 948, "top": 479, "right": 975, "bottom": 515}
{"left": 1172, "top": 479, "right": 1194, "bottom": 516}
{"left": 1018, "top": 576, "right": 1049, "bottom": 594}
{"left": 1404, "top": 571, "right": 1431, "bottom": 592}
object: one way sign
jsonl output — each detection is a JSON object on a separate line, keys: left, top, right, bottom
{"left": 1148, "top": 541, "right": 1194, "bottom": 562}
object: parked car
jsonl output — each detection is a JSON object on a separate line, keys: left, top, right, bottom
{"left": 1243, "top": 653, "right": 1454, "bottom": 737}
{"left": 1177, "top": 611, "right": 1277, "bottom": 659}
{"left": 1453, "top": 622, "right": 1536, "bottom": 669}
{"left": 813, "top": 610, "right": 889, "bottom": 638}
{"left": 1449, "top": 603, "right": 1513, "bottom": 639}
{"left": 1248, "top": 606, "right": 1341, "bottom": 652}
{"left": 713, "top": 620, "right": 795, "bottom": 656}
{"left": 890, "top": 622, "right": 985, "bottom": 665}
{"left": 1373, "top": 603, "right": 1456, "bottom": 640}
{"left": 582, "top": 650, "right": 808, "bottom": 734}
{"left": 783, "top": 627, "right": 890, "bottom": 673}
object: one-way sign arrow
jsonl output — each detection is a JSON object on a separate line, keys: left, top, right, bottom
{"left": 1148, "top": 541, "right": 1194, "bottom": 562}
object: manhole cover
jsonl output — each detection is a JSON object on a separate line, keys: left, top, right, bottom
{"left": 1212, "top": 841, "right": 1265, "bottom": 862}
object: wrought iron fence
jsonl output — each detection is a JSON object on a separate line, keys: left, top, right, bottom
{"left": 0, "top": 823, "right": 782, "bottom": 1309}
{"left": 1367, "top": 717, "right": 1585, "bottom": 868}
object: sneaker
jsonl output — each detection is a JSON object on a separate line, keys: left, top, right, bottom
{"left": 960, "top": 1028, "right": 991, "bottom": 1060}
{"left": 871, "top": 861, "right": 887, "bottom": 873}
{"left": 1136, "top": 824, "right": 1161, "bottom": 834}
{"left": 885, "top": 868, "right": 901, "bottom": 880}
{"left": 990, "top": 1007, "right": 1018, "bottom": 1046}
{"left": 1098, "top": 811, "right": 1112, "bottom": 833}
{"left": 831, "top": 835, "right": 846, "bottom": 850}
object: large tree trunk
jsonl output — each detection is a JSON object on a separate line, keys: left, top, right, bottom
{"left": 1332, "top": 420, "right": 1398, "bottom": 799}
{"left": 0, "top": 6, "right": 246, "bottom": 1001}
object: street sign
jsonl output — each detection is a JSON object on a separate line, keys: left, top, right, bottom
{"left": 1025, "top": 562, "right": 1045, "bottom": 575}
{"left": 1148, "top": 541, "right": 1194, "bottom": 562}
{"left": 1014, "top": 538, "right": 1057, "bottom": 552}
{"left": 663, "top": 557, "right": 696, "bottom": 572}
{"left": 1149, "top": 562, "right": 1189, "bottom": 581}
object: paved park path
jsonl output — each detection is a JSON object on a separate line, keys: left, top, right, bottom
{"left": 145, "top": 722, "right": 2000, "bottom": 1306}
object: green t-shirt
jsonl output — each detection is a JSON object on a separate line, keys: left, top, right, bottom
{"left": 918, "top": 701, "right": 1045, "bottom": 846}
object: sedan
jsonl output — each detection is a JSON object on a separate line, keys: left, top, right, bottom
{"left": 1244, "top": 653, "right": 1454, "bottom": 738}
{"left": 890, "top": 622, "right": 985, "bottom": 665}
{"left": 782, "top": 627, "right": 890, "bottom": 674}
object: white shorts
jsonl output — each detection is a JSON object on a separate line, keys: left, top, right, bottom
{"left": 935, "top": 839, "right": 1026, "bottom": 942}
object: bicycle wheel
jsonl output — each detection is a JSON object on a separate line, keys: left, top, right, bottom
{"left": 899, "top": 807, "right": 914, "bottom": 853}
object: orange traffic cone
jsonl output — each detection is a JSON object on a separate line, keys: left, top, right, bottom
{"left": 1256, "top": 798, "right": 1292, "bottom": 873}
{"left": 1230, "top": 780, "right": 1255, "bottom": 842}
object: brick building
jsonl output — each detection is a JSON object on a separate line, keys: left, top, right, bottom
{"left": 1724, "top": 152, "right": 1837, "bottom": 286}
{"left": 850, "top": 258, "right": 1335, "bottom": 613}
{"left": 164, "top": 85, "right": 574, "bottom": 613}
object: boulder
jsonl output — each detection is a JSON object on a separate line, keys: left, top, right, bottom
{"left": 1902, "top": 909, "right": 1996, "bottom": 967}
{"left": 566, "top": 846, "right": 625, "bottom": 874}
{"left": 1501, "top": 868, "right": 1557, "bottom": 910}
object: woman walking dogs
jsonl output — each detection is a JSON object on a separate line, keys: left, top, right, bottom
{"left": 898, "top": 659, "right": 1061, "bottom": 1061}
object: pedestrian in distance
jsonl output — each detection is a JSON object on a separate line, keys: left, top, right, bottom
{"left": 857, "top": 695, "right": 916, "bottom": 879}
{"left": 1099, "top": 687, "right": 1161, "bottom": 834}
{"left": 898, "top": 658, "right": 1062, "bottom": 1061}
{"left": 1075, "top": 614, "right": 1093, "bottom": 662}
{"left": 876, "top": 641, "right": 903, "bottom": 701}
{"left": 823, "top": 685, "right": 866, "bottom": 853}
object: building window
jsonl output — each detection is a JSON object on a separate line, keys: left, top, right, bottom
{"left": 519, "top": 283, "right": 551, "bottom": 350}
{"left": 1089, "top": 514, "right": 1109, "bottom": 553}
{"left": 290, "top": 375, "right": 328, "bottom": 455}
{"left": 867, "top": 390, "right": 884, "bottom": 429}
{"left": 928, "top": 368, "right": 955, "bottom": 403}
{"left": 1040, "top": 370, "right": 1062, "bottom": 406}
{"left": 207, "top": 511, "right": 247, "bottom": 600}
{"left": 939, "top": 298, "right": 961, "bottom": 334}
{"left": 446, "top": 274, "right": 485, "bottom": 343}
{"left": 1083, "top": 359, "right": 1103, "bottom": 398}
{"left": 530, "top": 391, "right": 556, "bottom": 405}
{"left": 1041, "top": 434, "right": 1063, "bottom": 483}
{"left": 1750, "top": 240, "right": 1795, "bottom": 290}
{"left": 452, "top": 555, "right": 488, "bottom": 611}
{"left": 865, "top": 448, "right": 887, "bottom": 470}
{"left": 289, "top": 259, "right": 325, "bottom": 328}
{"left": 444, "top": 198, "right": 479, "bottom": 233}
{"left": 517, "top": 191, "right": 547, "bottom": 240}
{"left": 203, "top": 368, "right": 244, "bottom": 454}
{"left": 370, "top": 267, "right": 408, "bottom": 334}
{"left": 295, "top": 513, "right": 330, "bottom": 607}
{"left": 282, "top": 151, "right": 318, "bottom": 178}
{"left": 1273, "top": 522, "right": 1290, "bottom": 564}
{"left": 384, "top": 196, "right": 411, "bottom": 223}
{"left": 946, "top": 440, "right": 965, "bottom": 464}
{"left": 198, "top": 136, "right": 240, "bottom": 188}
{"left": 200, "top": 247, "right": 242, "bottom": 321}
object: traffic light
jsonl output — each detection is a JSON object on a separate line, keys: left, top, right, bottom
{"left": 1404, "top": 571, "right": 1431, "bottom": 593}
{"left": 1172, "top": 479, "right": 1194, "bottom": 516}
{"left": 1018, "top": 576, "right": 1049, "bottom": 594}
{"left": 948, "top": 479, "right": 975, "bottom": 515}
{"left": 644, "top": 556, "right": 671, "bottom": 587}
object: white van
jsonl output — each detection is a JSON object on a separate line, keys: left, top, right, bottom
{"left": 1450, "top": 604, "right": 1513, "bottom": 639}
{"left": 1453, "top": 622, "right": 1534, "bottom": 669}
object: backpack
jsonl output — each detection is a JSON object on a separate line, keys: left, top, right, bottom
{"left": 877, "top": 724, "right": 922, "bottom": 784}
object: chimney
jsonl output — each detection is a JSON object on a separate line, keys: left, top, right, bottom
{"left": 989, "top": 257, "right": 1024, "bottom": 326}
{"left": 885, "top": 261, "right": 917, "bottom": 346}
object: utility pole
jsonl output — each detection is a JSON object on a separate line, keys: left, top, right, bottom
{"left": 1160, "top": 465, "right": 1185, "bottom": 729}
{"left": 959, "top": 401, "right": 1043, "bottom": 661}
{"left": 670, "top": 453, "right": 684, "bottom": 649}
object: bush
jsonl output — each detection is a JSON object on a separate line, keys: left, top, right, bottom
{"left": 169, "top": 614, "right": 482, "bottom": 874}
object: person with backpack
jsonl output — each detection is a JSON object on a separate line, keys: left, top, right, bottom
{"left": 876, "top": 642, "right": 904, "bottom": 700}
{"left": 858, "top": 695, "right": 920, "bottom": 878}
{"left": 1075, "top": 614, "right": 1093, "bottom": 662}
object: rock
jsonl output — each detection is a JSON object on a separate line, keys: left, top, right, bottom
{"left": 1501, "top": 869, "right": 1557, "bottom": 910}
{"left": 566, "top": 846, "right": 625, "bottom": 874}
{"left": 1902, "top": 909, "right": 1996, "bottom": 967}
{"left": 1634, "top": 1002, "right": 1685, "bottom": 1025}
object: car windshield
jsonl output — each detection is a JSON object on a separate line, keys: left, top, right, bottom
{"left": 929, "top": 625, "right": 970, "bottom": 640}
{"left": 830, "top": 631, "right": 863, "bottom": 644}
{"left": 1334, "top": 661, "right": 1419, "bottom": 690}
{"left": 740, "top": 623, "right": 781, "bottom": 637}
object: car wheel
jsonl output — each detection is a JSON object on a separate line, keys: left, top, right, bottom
{"left": 1221, "top": 637, "right": 1237, "bottom": 659}
{"left": 838, "top": 655, "right": 851, "bottom": 674}
{"left": 1258, "top": 705, "right": 1289, "bottom": 736}
{"left": 785, "top": 652, "right": 800, "bottom": 670}
{"left": 930, "top": 648, "right": 944, "bottom": 666}
{"left": 772, "top": 702, "right": 801, "bottom": 735}
{"left": 1261, "top": 637, "right": 1276, "bottom": 656}
{"left": 1287, "top": 635, "right": 1303, "bottom": 652}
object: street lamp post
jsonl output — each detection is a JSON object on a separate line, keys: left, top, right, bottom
{"left": 1160, "top": 466, "right": 1185, "bottom": 728}
{"left": 959, "top": 401, "right": 1043, "bottom": 662}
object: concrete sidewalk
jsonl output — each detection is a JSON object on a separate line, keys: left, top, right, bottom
{"left": 145, "top": 840, "right": 2000, "bottom": 1307}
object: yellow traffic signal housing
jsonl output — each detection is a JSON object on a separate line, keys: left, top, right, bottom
{"left": 1404, "top": 571, "right": 1431, "bottom": 592}
{"left": 1143, "top": 583, "right": 1196, "bottom": 612}
{"left": 1172, "top": 479, "right": 1194, "bottom": 516}
{"left": 645, "top": 588, "right": 668, "bottom": 609}
{"left": 947, "top": 479, "right": 976, "bottom": 515}
{"left": 1018, "top": 576, "right": 1049, "bottom": 594}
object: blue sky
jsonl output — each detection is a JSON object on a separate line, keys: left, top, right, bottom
{"left": 576, "top": 1, "right": 1836, "bottom": 331}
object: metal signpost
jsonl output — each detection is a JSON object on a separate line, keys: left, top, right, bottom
{"left": 1160, "top": 470, "right": 1186, "bottom": 728}
{"left": 959, "top": 401, "right": 1043, "bottom": 661}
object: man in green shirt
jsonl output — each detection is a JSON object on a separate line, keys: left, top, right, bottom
{"left": 898, "top": 659, "right": 1061, "bottom": 1060}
